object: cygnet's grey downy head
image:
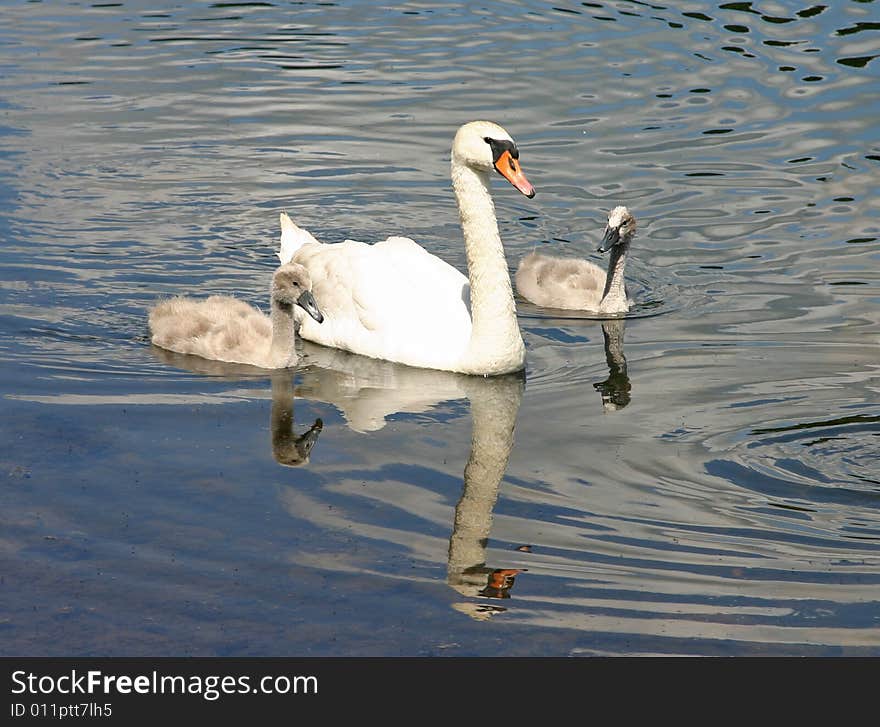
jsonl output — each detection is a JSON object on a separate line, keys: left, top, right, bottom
{"left": 452, "top": 120, "right": 536, "bottom": 198}
{"left": 272, "top": 262, "right": 324, "bottom": 323}
{"left": 598, "top": 205, "right": 637, "bottom": 253}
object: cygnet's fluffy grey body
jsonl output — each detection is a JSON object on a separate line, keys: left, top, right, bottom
{"left": 515, "top": 205, "right": 636, "bottom": 314}
{"left": 149, "top": 262, "right": 324, "bottom": 369}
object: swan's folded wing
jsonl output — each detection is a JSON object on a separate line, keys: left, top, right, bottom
{"left": 358, "top": 235, "right": 470, "bottom": 331}
{"left": 294, "top": 235, "right": 472, "bottom": 363}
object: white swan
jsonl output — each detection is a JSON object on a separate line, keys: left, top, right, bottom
{"left": 277, "top": 120, "right": 536, "bottom": 376}
{"left": 148, "top": 263, "right": 324, "bottom": 369}
{"left": 515, "top": 205, "right": 636, "bottom": 314}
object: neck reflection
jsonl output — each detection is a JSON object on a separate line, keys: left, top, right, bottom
{"left": 447, "top": 373, "right": 525, "bottom": 619}
{"left": 294, "top": 342, "right": 527, "bottom": 619}
{"left": 150, "top": 346, "right": 323, "bottom": 467}
{"left": 593, "top": 317, "right": 631, "bottom": 412}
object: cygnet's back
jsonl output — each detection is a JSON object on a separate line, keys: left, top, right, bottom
{"left": 515, "top": 252, "right": 608, "bottom": 311}
{"left": 515, "top": 206, "right": 636, "bottom": 314}
{"left": 148, "top": 262, "right": 323, "bottom": 369}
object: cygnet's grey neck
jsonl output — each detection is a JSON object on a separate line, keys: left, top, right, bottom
{"left": 270, "top": 299, "right": 297, "bottom": 367}
{"left": 601, "top": 240, "right": 629, "bottom": 308}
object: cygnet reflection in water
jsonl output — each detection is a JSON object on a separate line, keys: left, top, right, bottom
{"left": 150, "top": 347, "right": 324, "bottom": 467}
{"left": 270, "top": 371, "right": 323, "bottom": 467}
{"left": 593, "top": 318, "right": 631, "bottom": 412}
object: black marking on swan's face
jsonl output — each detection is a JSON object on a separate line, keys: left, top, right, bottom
{"left": 484, "top": 136, "right": 519, "bottom": 165}
{"left": 483, "top": 136, "right": 536, "bottom": 198}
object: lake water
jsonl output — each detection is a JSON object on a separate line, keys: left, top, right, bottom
{"left": 1, "top": 0, "right": 878, "bottom": 657}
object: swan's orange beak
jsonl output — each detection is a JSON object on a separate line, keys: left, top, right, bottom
{"left": 494, "top": 150, "right": 536, "bottom": 198}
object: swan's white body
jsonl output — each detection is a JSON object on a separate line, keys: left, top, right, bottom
{"left": 148, "top": 263, "right": 323, "bottom": 369}
{"left": 516, "top": 206, "right": 636, "bottom": 314}
{"left": 277, "top": 120, "right": 536, "bottom": 376}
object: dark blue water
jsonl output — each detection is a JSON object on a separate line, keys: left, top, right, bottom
{"left": 1, "top": 0, "right": 879, "bottom": 656}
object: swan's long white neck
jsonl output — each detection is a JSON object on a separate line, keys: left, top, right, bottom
{"left": 600, "top": 240, "right": 629, "bottom": 312}
{"left": 270, "top": 300, "right": 298, "bottom": 368}
{"left": 451, "top": 162, "right": 524, "bottom": 373}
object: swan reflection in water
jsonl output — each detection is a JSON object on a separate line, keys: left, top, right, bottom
{"left": 152, "top": 321, "right": 631, "bottom": 618}
{"left": 443, "top": 318, "right": 632, "bottom": 619}
{"left": 592, "top": 317, "right": 631, "bottom": 412}
{"left": 293, "top": 317, "right": 633, "bottom": 618}
{"left": 296, "top": 341, "right": 527, "bottom": 618}
{"left": 150, "top": 346, "right": 324, "bottom": 467}
{"left": 446, "top": 371, "right": 526, "bottom": 620}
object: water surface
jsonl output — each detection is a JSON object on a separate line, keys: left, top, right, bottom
{"left": 1, "top": 0, "right": 879, "bottom": 656}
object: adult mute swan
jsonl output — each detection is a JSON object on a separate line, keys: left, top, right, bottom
{"left": 148, "top": 263, "right": 324, "bottom": 369}
{"left": 277, "top": 120, "right": 536, "bottom": 376}
{"left": 515, "top": 205, "right": 636, "bottom": 314}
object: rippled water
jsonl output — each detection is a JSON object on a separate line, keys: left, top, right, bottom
{"left": 1, "top": 1, "right": 879, "bottom": 656}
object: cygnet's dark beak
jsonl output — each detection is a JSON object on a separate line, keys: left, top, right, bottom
{"left": 295, "top": 418, "right": 323, "bottom": 460}
{"left": 296, "top": 290, "right": 324, "bottom": 323}
{"left": 598, "top": 226, "right": 620, "bottom": 253}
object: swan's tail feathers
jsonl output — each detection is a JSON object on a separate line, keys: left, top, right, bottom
{"left": 278, "top": 211, "right": 321, "bottom": 263}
